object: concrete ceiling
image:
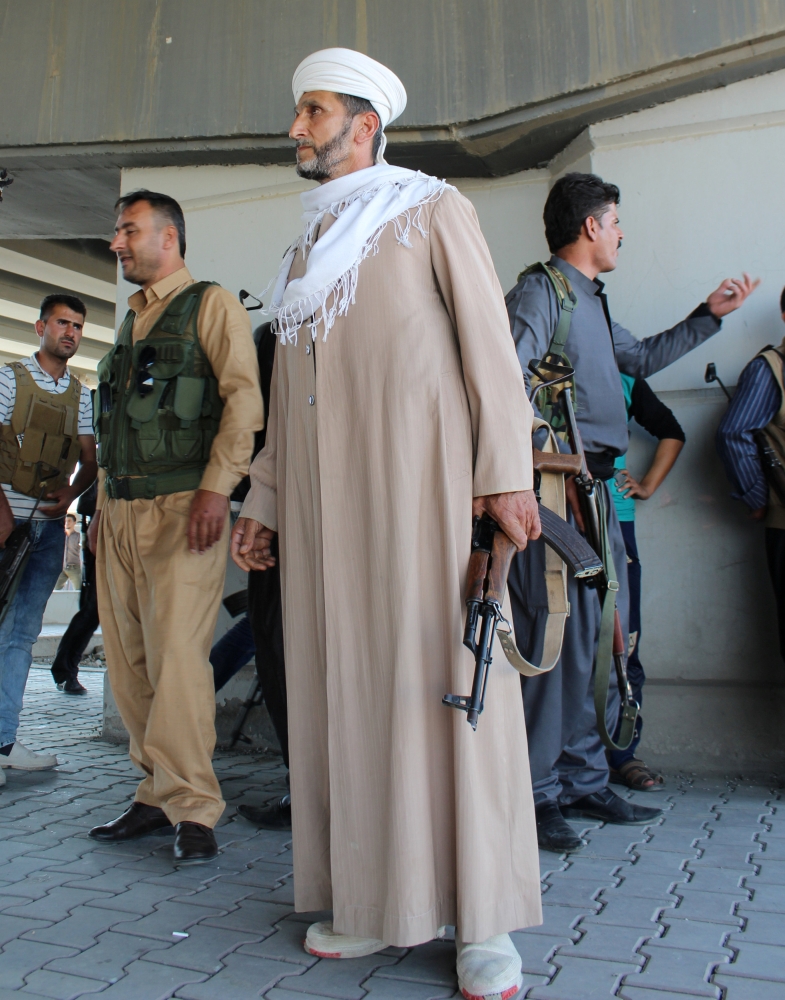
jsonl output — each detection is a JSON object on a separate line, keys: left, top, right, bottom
{"left": 3, "top": 1, "right": 785, "bottom": 237}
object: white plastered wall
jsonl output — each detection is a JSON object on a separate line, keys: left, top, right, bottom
{"left": 116, "top": 69, "right": 785, "bottom": 768}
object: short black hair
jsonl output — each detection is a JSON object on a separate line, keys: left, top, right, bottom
{"left": 337, "top": 93, "right": 383, "bottom": 160}
{"left": 40, "top": 293, "right": 87, "bottom": 323}
{"left": 543, "top": 172, "right": 621, "bottom": 253}
{"left": 114, "top": 189, "right": 186, "bottom": 257}
{"left": 780, "top": 285, "right": 785, "bottom": 314}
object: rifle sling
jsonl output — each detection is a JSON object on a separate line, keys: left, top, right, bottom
{"left": 592, "top": 486, "right": 638, "bottom": 752}
{"left": 498, "top": 420, "right": 569, "bottom": 677}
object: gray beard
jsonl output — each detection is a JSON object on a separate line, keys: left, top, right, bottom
{"left": 295, "top": 118, "right": 352, "bottom": 181}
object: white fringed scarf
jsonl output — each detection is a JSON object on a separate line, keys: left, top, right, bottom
{"left": 270, "top": 165, "right": 452, "bottom": 344}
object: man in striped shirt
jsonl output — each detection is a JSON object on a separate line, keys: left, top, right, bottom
{"left": 0, "top": 294, "right": 97, "bottom": 776}
{"left": 717, "top": 286, "right": 785, "bottom": 659}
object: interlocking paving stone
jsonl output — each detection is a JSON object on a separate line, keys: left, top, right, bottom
{"left": 713, "top": 975, "right": 785, "bottom": 998}
{"left": 668, "top": 888, "right": 747, "bottom": 923}
{"left": 1, "top": 885, "right": 115, "bottom": 921}
{"left": 20, "top": 903, "right": 141, "bottom": 950}
{"left": 600, "top": 872, "right": 686, "bottom": 900}
{"left": 556, "top": 923, "right": 648, "bottom": 964}
{"left": 507, "top": 932, "right": 566, "bottom": 977}
{"left": 173, "top": 953, "right": 303, "bottom": 998}
{"left": 44, "top": 930, "right": 172, "bottom": 982}
{"left": 583, "top": 893, "right": 674, "bottom": 927}
{"left": 372, "top": 940, "right": 457, "bottom": 987}
{"left": 618, "top": 988, "right": 720, "bottom": 1000}
{"left": 539, "top": 877, "right": 604, "bottom": 907}
{"left": 267, "top": 952, "right": 399, "bottom": 999}
{"left": 169, "top": 879, "right": 255, "bottom": 910}
{"left": 0, "top": 872, "right": 84, "bottom": 902}
{"left": 22, "top": 968, "right": 109, "bottom": 998}
{"left": 199, "top": 897, "right": 294, "bottom": 934}
{"left": 0, "top": 914, "right": 52, "bottom": 948}
{"left": 508, "top": 905, "right": 583, "bottom": 941}
{"left": 657, "top": 918, "right": 734, "bottom": 954}
{"left": 110, "top": 900, "right": 228, "bottom": 942}
{"left": 731, "top": 908, "right": 785, "bottom": 945}
{"left": 680, "top": 866, "right": 749, "bottom": 892}
{"left": 717, "top": 941, "right": 785, "bottom": 982}
{"left": 740, "top": 881, "right": 785, "bottom": 912}
{"left": 527, "top": 954, "right": 640, "bottom": 999}
{"left": 85, "top": 880, "right": 186, "bottom": 914}
{"left": 237, "top": 921, "right": 320, "bottom": 966}
{"left": 263, "top": 983, "right": 459, "bottom": 1000}
{"left": 625, "top": 943, "right": 729, "bottom": 996}
{"left": 0, "top": 939, "right": 78, "bottom": 989}
{"left": 79, "top": 959, "right": 207, "bottom": 999}
{"left": 147, "top": 923, "right": 266, "bottom": 973}
{"left": 753, "top": 860, "right": 785, "bottom": 885}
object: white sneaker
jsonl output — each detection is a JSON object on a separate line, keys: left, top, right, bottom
{"left": 0, "top": 742, "right": 57, "bottom": 771}
{"left": 456, "top": 932, "right": 523, "bottom": 1000}
{"left": 304, "top": 921, "right": 386, "bottom": 959}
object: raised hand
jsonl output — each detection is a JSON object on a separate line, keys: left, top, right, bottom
{"left": 706, "top": 273, "right": 760, "bottom": 319}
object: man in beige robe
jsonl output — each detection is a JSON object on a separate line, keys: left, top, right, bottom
{"left": 232, "top": 48, "right": 541, "bottom": 1000}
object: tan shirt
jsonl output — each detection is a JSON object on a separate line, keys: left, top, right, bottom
{"left": 97, "top": 267, "right": 263, "bottom": 508}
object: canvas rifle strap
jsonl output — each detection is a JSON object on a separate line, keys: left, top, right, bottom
{"left": 497, "top": 419, "right": 569, "bottom": 676}
{"left": 592, "top": 486, "right": 638, "bottom": 752}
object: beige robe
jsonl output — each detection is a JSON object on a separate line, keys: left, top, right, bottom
{"left": 242, "top": 188, "right": 542, "bottom": 946}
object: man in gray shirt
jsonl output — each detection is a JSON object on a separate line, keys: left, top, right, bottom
{"left": 506, "top": 172, "right": 757, "bottom": 852}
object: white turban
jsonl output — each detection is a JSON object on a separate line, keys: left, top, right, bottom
{"left": 292, "top": 47, "right": 407, "bottom": 163}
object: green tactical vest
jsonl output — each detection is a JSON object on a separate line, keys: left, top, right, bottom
{"left": 0, "top": 362, "right": 82, "bottom": 499}
{"left": 95, "top": 281, "right": 223, "bottom": 500}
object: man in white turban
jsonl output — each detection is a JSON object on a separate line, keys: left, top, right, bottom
{"left": 232, "top": 47, "right": 542, "bottom": 1000}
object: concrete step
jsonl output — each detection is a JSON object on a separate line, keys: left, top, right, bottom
{"left": 32, "top": 624, "right": 103, "bottom": 659}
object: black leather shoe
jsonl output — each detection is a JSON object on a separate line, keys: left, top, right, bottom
{"left": 536, "top": 801, "right": 585, "bottom": 853}
{"left": 89, "top": 802, "right": 173, "bottom": 842}
{"left": 173, "top": 822, "right": 219, "bottom": 864}
{"left": 237, "top": 794, "right": 291, "bottom": 831}
{"left": 562, "top": 786, "right": 662, "bottom": 826}
{"left": 58, "top": 678, "right": 87, "bottom": 695}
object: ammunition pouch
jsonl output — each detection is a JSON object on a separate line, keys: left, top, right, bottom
{"left": 0, "top": 363, "right": 82, "bottom": 499}
{"left": 95, "top": 281, "right": 223, "bottom": 496}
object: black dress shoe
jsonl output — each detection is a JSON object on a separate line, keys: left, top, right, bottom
{"left": 58, "top": 677, "right": 87, "bottom": 695}
{"left": 237, "top": 794, "right": 292, "bottom": 831}
{"left": 562, "top": 786, "right": 662, "bottom": 826}
{"left": 535, "top": 801, "right": 585, "bottom": 853}
{"left": 173, "top": 822, "right": 219, "bottom": 864}
{"left": 89, "top": 802, "right": 172, "bottom": 841}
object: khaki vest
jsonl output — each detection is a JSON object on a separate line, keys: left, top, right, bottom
{"left": 759, "top": 338, "right": 785, "bottom": 529}
{"left": 95, "top": 281, "right": 223, "bottom": 499}
{"left": 0, "top": 362, "right": 82, "bottom": 499}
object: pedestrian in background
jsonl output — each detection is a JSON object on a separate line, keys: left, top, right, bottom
{"left": 55, "top": 513, "right": 81, "bottom": 590}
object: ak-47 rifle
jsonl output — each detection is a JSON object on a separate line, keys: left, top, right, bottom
{"left": 0, "top": 465, "right": 61, "bottom": 627}
{"left": 443, "top": 361, "right": 604, "bottom": 730}
{"left": 533, "top": 358, "right": 639, "bottom": 751}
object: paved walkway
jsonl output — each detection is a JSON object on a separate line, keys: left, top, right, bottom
{"left": 0, "top": 668, "right": 782, "bottom": 1000}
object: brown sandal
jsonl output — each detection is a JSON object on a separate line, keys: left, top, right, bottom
{"left": 609, "top": 758, "right": 665, "bottom": 792}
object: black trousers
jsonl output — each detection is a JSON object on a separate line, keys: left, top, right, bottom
{"left": 247, "top": 539, "right": 289, "bottom": 769}
{"left": 51, "top": 537, "right": 99, "bottom": 685}
{"left": 765, "top": 527, "right": 785, "bottom": 661}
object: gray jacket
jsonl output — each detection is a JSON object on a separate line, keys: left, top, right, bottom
{"left": 505, "top": 256, "right": 721, "bottom": 456}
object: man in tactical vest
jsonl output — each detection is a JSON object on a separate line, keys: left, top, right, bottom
{"left": 717, "top": 285, "right": 785, "bottom": 661}
{"left": 506, "top": 172, "right": 758, "bottom": 852}
{"left": 0, "top": 293, "right": 97, "bottom": 778}
{"left": 87, "top": 190, "right": 263, "bottom": 862}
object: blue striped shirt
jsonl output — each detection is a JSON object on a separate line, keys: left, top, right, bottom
{"left": 716, "top": 356, "right": 781, "bottom": 510}
{"left": 0, "top": 355, "right": 94, "bottom": 519}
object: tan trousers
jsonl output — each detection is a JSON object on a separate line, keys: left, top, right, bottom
{"left": 56, "top": 566, "right": 82, "bottom": 591}
{"left": 96, "top": 490, "right": 228, "bottom": 827}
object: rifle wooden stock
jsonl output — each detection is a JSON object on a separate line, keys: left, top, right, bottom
{"left": 532, "top": 448, "right": 582, "bottom": 477}
{"left": 464, "top": 548, "right": 489, "bottom": 604}
{"left": 486, "top": 530, "right": 517, "bottom": 604}
{"left": 613, "top": 607, "right": 626, "bottom": 657}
